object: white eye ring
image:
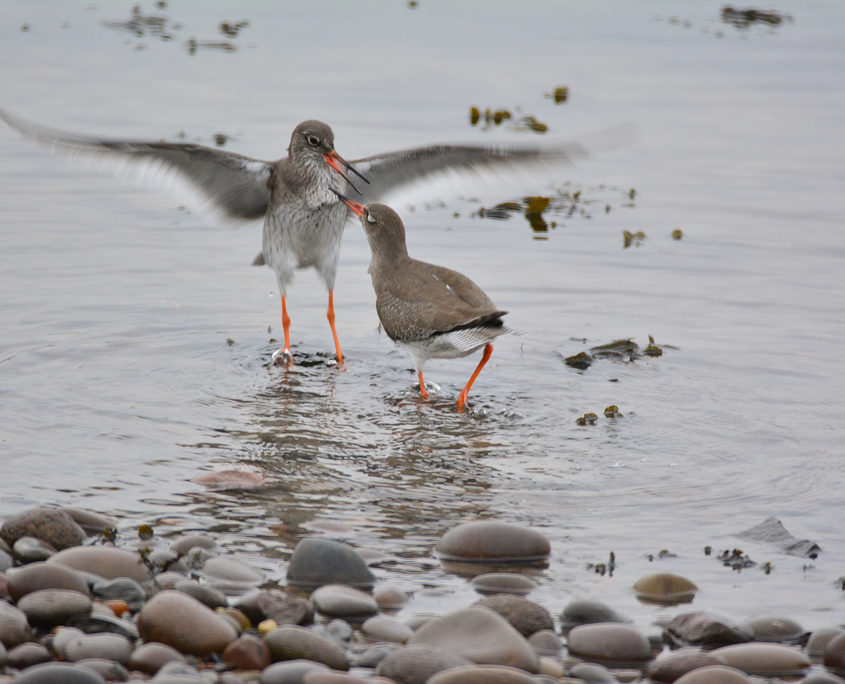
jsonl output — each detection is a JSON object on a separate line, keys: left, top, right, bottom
{"left": 366, "top": 213, "right": 376, "bottom": 223}
{"left": 306, "top": 134, "right": 320, "bottom": 146}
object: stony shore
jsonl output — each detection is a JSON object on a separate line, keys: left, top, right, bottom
{"left": 0, "top": 506, "right": 842, "bottom": 683}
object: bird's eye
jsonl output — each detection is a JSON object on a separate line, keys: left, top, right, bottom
{"left": 366, "top": 213, "right": 376, "bottom": 224}
{"left": 306, "top": 134, "right": 320, "bottom": 147}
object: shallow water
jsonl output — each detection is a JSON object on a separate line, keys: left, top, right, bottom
{"left": 2, "top": 0, "right": 845, "bottom": 636}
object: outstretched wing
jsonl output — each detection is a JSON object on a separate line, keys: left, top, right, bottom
{"left": 352, "top": 140, "right": 589, "bottom": 203}
{"left": 1, "top": 109, "right": 274, "bottom": 220}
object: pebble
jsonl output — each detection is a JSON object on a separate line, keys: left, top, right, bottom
{"left": 12, "top": 661, "right": 109, "bottom": 683}
{"left": 127, "top": 641, "right": 188, "bottom": 675}
{"left": 74, "top": 657, "right": 129, "bottom": 682}
{"left": 475, "top": 593, "right": 553, "bottom": 637}
{"left": 70, "top": 610, "right": 139, "bottom": 639}
{"left": 434, "top": 521, "right": 550, "bottom": 563}
{"left": 633, "top": 572, "right": 698, "bottom": 604}
{"left": 527, "top": 629, "right": 562, "bottom": 656}
{"left": 566, "top": 622, "right": 652, "bottom": 667}
{"left": 310, "top": 584, "right": 378, "bottom": 620}
{"left": 373, "top": 584, "right": 410, "bottom": 610}
{"left": 263, "top": 624, "right": 350, "bottom": 670}
{"left": 47, "top": 545, "right": 153, "bottom": 582}
{"left": 742, "top": 615, "right": 807, "bottom": 643}
{"left": 91, "top": 577, "right": 145, "bottom": 612}
{"left": 803, "top": 673, "right": 845, "bottom": 684}
{"left": 710, "top": 642, "right": 810, "bottom": 676}
{"left": 286, "top": 538, "right": 376, "bottom": 589}
{"left": 170, "top": 533, "right": 221, "bottom": 557}
{"left": 361, "top": 614, "right": 414, "bottom": 643}
{"left": 674, "top": 664, "right": 750, "bottom": 683}
{"left": 6, "top": 641, "right": 51, "bottom": 669}
{"left": 559, "top": 599, "right": 631, "bottom": 634}
{"left": 0, "top": 507, "right": 85, "bottom": 551}
{"left": 426, "top": 664, "right": 537, "bottom": 683}
{"left": 646, "top": 646, "right": 726, "bottom": 682}
{"left": 17, "top": 588, "right": 92, "bottom": 628}
{"left": 222, "top": 633, "right": 272, "bottom": 670}
{"left": 60, "top": 507, "right": 117, "bottom": 536}
{"left": 665, "top": 611, "right": 753, "bottom": 648}
{"left": 244, "top": 588, "right": 313, "bottom": 626}
{"left": 203, "top": 555, "right": 264, "bottom": 594}
{"left": 470, "top": 572, "right": 537, "bottom": 596}
{"left": 5, "top": 561, "right": 89, "bottom": 601}
{"left": 407, "top": 606, "right": 539, "bottom": 672}
{"left": 824, "top": 630, "right": 845, "bottom": 672}
{"left": 567, "top": 662, "right": 618, "bottom": 683}
{"left": 173, "top": 578, "right": 228, "bottom": 609}
{"left": 62, "top": 631, "right": 134, "bottom": 665}
{"left": 259, "top": 659, "right": 330, "bottom": 684}
{"left": 375, "top": 643, "right": 473, "bottom": 683}
{"left": 12, "top": 536, "right": 57, "bottom": 563}
{"left": 137, "top": 590, "right": 238, "bottom": 656}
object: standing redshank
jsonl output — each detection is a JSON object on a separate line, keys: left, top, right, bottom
{"left": 337, "top": 195, "right": 509, "bottom": 413}
{"left": 1, "top": 110, "right": 580, "bottom": 365}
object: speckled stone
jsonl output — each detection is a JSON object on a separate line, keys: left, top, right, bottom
{"left": 408, "top": 606, "right": 539, "bottom": 672}
{"left": 286, "top": 538, "right": 375, "bottom": 589}
{"left": 263, "top": 625, "right": 349, "bottom": 671}
{"left": 0, "top": 507, "right": 85, "bottom": 551}
{"left": 711, "top": 642, "right": 810, "bottom": 676}
{"left": 6, "top": 561, "right": 90, "bottom": 602}
{"left": 47, "top": 545, "right": 152, "bottom": 583}
{"left": 435, "top": 521, "right": 550, "bottom": 563}
{"left": 137, "top": 590, "right": 238, "bottom": 656}
{"left": 475, "top": 593, "right": 553, "bottom": 637}
{"left": 566, "top": 622, "right": 652, "bottom": 667}
{"left": 665, "top": 611, "right": 753, "bottom": 649}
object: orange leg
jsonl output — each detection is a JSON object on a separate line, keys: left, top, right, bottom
{"left": 327, "top": 290, "right": 344, "bottom": 365}
{"left": 271, "top": 295, "right": 293, "bottom": 365}
{"left": 456, "top": 344, "right": 493, "bottom": 413}
{"left": 418, "top": 371, "right": 429, "bottom": 399}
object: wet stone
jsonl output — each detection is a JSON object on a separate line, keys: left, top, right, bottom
{"left": 6, "top": 641, "right": 51, "bottom": 669}
{"left": 566, "top": 623, "right": 652, "bottom": 668}
{"left": 633, "top": 573, "right": 697, "bottom": 604}
{"left": 323, "top": 618, "right": 353, "bottom": 642}
{"left": 60, "top": 507, "right": 117, "bottom": 537}
{"left": 354, "top": 643, "right": 396, "bottom": 668}
{"left": 674, "top": 665, "right": 751, "bottom": 683}
{"left": 435, "top": 521, "right": 550, "bottom": 563}
{"left": 222, "top": 633, "right": 272, "bottom": 670}
{"left": 169, "top": 533, "right": 221, "bottom": 557}
{"left": 0, "top": 547, "right": 12, "bottom": 571}
{"left": 173, "top": 578, "right": 228, "bottom": 610}
{"left": 646, "top": 647, "right": 727, "bottom": 682}
{"left": 47, "top": 545, "right": 152, "bottom": 583}
{"left": 373, "top": 584, "right": 410, "bottom": 610}
{"left": 17, "top": 588, "right": 92, "bottom": 628}
{"left": 376, "top": 644, "right": 475, "bottom": 684}
{"left": 527, "top": 629, "right": 562, "bottom": 656}
{"left": 13, "top": 535, "right": 57, "bottom": 562}
{"left": 137, "top": 590, "right": 238, "bottom": 656}
{"left": 147, "top": 548, "right": 186, "bottom": 574}
{"left": 475, "top": 593, "right": 553, "bottom": 637}
{"left": 151, "top": 660, "right": 207, "bottom": 682}
{"left": 263, "top": 624, "right": 350, "bottom": 671}
{"left": 426, "top": 664, "right": 537, "bottom": 684}
{"left": 559, "top": 598, "right": 631, "bottom": 634}
{"left": 470, "top": 572, "right": 537, "bottom": 596}
{"left": 6, "top": 561, "right": 90, "bottom": 601}
{"left": 362, "top": 614, "right": 414, "bottom": 643}
{"left": 259, "top": 659, "right": 330, "bottom": 684}
{"left": 12, "top": 661, "right": 109, "bottom": 684}
{"left": 408, "top": 606, "right": 539, "bottom": 672}
{"left": 711, "top": 642, "right": 810, "bottom": 676}
{"left": 302, "top": 672, "right": 370, "bottom": 684}
{"left": 68, "top": 612, "right": 139, "bottom": 639}
{"left": 286, "top": 538, "right": 376, "bottom": 590}
{"left": 807, "top": 628, "right": 845, "bottom": 658}
{"left": 203, "top": 555, "right": 264, "bottom": 594}
{"left": 251, "top": 588, "right": 313, "bottom": 626}
{"left": 742, "top": 615, "right": 807, "bottom": 644}
{"left": 803, "top": 673, "right": 845, "bottom": 684}
{"left": 665, "top": 611, "right": 753, "bottom": 649}
{"left": 63, "top": 632, "right": 133, "bottom": 665}
{"left": 127, "top": 641, "right": 187, "bottom": 675}
{"left": 91, "top": 577, "right": 145, "bottom": 612}
{"left": 0, "top": 507, "right": 86, "bottom": 551}
{"left": 310, "top": 584, "right": 378, "bottom": 620}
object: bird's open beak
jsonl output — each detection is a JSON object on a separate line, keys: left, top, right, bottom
{"left": 330, "top": 188, "right": 365, "bottom": 216}
{"left": 324, "top": 150, "right": 369, "bottom": 196}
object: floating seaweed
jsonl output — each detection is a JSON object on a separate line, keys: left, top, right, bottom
{"left": 622, "top": 229, "right": 646, "bottom": 248}
{"left": 467, "top": 106, "right": 548, "bottom": 134}
{"left": 219, "top": 20, "right": 249, "bottom": 37}
{"left": 721, "top": 6, "right": 790, "bottom": 29}
{"left": 671, "top": 228, "right": 683, "bottom": 240}
{"left": 564, "top": 336, "right": 672, "bottom": 370}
